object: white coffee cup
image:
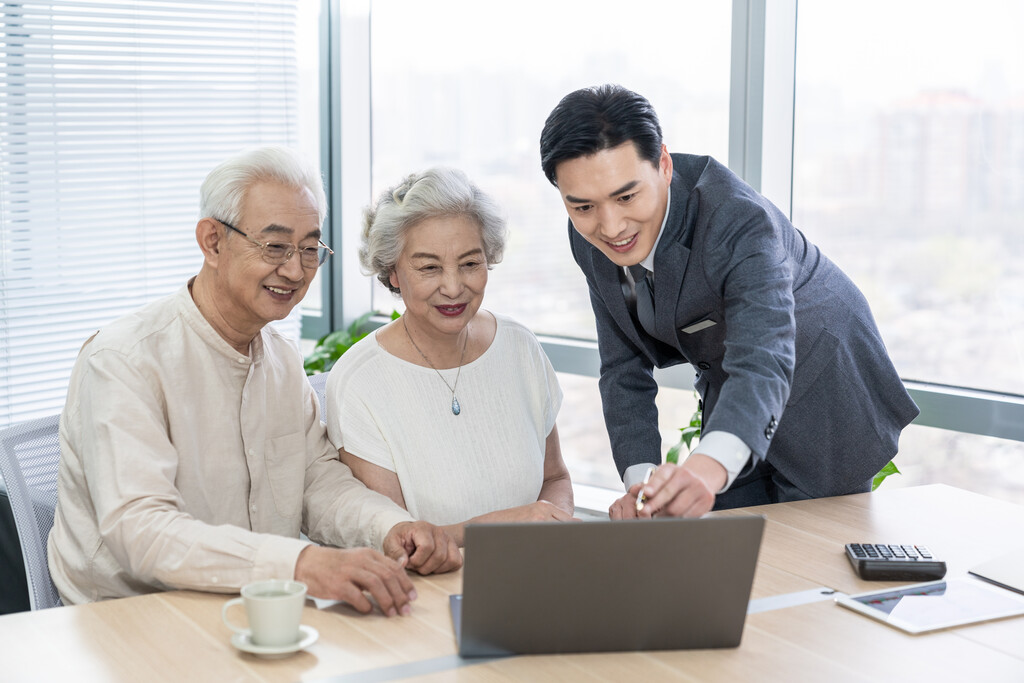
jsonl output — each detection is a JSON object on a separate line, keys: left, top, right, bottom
{"left": 222, "top": 579, "right": 308, "bottom": 647}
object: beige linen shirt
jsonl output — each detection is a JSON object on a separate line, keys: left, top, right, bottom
{"left": 48, "top": 283, "right": 413, "bottom": 604}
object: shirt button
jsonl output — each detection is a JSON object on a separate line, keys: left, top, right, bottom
{"left": 237, "top": 357, "right": 247, "bottom": 364}
{"left": 251, "top": 505, "right": 257, "bottom": 513}
{"left": 211, "top": 576, "right": 219, "bottom": 584}
{"left": 697, "top": 361, "right": 711, "bottom": 370}
{"left": 247, "top": 448, "right": 254, "bottom": 456}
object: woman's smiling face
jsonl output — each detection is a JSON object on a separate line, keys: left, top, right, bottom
{"left": 389, "top": 213, "right": 488, "bottom": 340}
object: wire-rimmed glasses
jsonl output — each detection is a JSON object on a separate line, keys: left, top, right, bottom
{"left": 219, "top": 220, "right": 333, "bottom": 269}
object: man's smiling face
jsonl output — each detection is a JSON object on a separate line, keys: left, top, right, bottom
{"left": 214, "top": 180, "right": 322, "bottom": 334}
{"left": 554, "top": 141, "right": 673, "bottom": 267}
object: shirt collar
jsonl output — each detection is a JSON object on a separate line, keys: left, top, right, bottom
{"left": 639, "top": 185, "right": 671, "bottom": 273}
{"left": 179, "top": 279, "right": 262, "bottom": 365}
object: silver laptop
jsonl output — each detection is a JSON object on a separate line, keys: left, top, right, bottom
{"left": 451, "top": 515, "right": 765, "bottom": 657}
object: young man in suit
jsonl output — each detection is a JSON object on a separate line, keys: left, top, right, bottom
{"left": 539, "top": 84, "right": 919, "bottom": 518}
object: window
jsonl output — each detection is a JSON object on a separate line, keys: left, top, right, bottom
{"left": 0, "top": 0, "right": 322, "bottom": 428}
{"left": 791, "top": 0, "right": 1024, "bottom": 503}
{"left": 368, "top": 0, "right": 732, "bottom": 338}
{"left": 793, "top": 0, "right": 1024, "bottom": 395}
{"left": 361, "top": 0, "right": 731, "bottom": 488}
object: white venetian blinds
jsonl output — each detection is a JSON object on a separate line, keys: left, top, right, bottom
{"left": 0, "top": 0, "right": 304, "bottom": 428}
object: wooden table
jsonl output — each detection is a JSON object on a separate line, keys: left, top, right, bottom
{"left": 2, "top": 484, "right": 1022, "bottom": 682}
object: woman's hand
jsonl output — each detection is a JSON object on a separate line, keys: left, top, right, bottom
{"left": 478, "top": 500, "right": 577, "bottom": 524}
{"left": 443, "top": 501, "right": 577, "bottom": 546}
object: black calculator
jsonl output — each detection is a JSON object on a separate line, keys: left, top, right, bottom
{"left": 844, "top": 543, "right": 947, "bottom": 581}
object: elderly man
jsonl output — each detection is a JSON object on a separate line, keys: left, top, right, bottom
{"left": 48, "top": 146, "right": 461, "bottom": 612}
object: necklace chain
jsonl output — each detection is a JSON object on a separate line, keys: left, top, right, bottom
{"left": 402, "top": 316, "right": 468, "bottom": 416}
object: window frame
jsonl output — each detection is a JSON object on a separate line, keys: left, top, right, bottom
{"left": 322, "top": 0, "right": 1024, "bottom": 445}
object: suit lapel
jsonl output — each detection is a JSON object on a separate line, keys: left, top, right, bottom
{"left": 652, "top": 240, "right": 692, "bottom": 340}
{"left": 651, "top": 172, "right": 692, "bottom": 340}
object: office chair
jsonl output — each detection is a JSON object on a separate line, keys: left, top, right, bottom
{"left": 307, "top": 371, "right": 331, "bottom": 423}
{"left": 0, "top": 414, "right": 63, "bottom": 610}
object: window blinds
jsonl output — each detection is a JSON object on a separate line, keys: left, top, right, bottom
{"left": 0, "top": 0, "right": 303, "bottom": 428}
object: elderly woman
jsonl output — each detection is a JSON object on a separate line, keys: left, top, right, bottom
{"left": 325, "top": 168, "right": 574, "bottom": 545}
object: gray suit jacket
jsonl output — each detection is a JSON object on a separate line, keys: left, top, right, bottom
{"left": 569, "top": 154, "right": 919, "bottom": 497}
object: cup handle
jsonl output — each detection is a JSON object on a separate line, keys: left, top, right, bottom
{"left": 221, "top": 597, "right": 250, "bottom": 636}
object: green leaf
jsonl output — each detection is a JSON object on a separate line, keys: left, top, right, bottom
{"left": 666, "top": 392, "right": 703, "bottom": 463}
{"left": 347, "top": 311, "right": 373, "bottom": 335}
{"left": 679, "top": 426, "right": 701, "bottom": 450}
{"left": 871, "top": 460, "right": 901, "bottom": 491}
{"left": 320, "top": 329, "right": 353, "bottom": 348}
{"left": 303, "top": 310, "right": 402, "bottom": 376}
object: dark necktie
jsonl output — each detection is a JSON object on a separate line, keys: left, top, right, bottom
{"left": 629, "top": 264, "right": 657, "bottom": 336}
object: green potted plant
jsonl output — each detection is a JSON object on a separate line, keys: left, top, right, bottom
{"left": 304, "top": 311, "right": 400, "bottom": 376}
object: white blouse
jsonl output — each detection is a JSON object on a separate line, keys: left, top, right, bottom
{"left": 326, "top": 314, "right": 562, "bottom": 526}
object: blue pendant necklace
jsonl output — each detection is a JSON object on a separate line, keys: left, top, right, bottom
{"left": 403, "top": 316, "right": 467, "bottom": 416}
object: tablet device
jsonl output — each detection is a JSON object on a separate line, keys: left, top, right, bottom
{"left": 835, "top": 576, "right": 1024, "bottom": 634}
{"left": 969, "top": 547, "right": 1024, "bottom": 595}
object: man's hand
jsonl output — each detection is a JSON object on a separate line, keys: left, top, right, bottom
{"left": 383, "top": 521, "right": 462, "bottom": 575}
{"left": 294, "top": 545, "right": 416, "bottom": 616}
{"left": 608, "top": 483, "right": 644, "bottom": 520}
{"left": 614, "top": 455, "right": 727, "bottom": 519}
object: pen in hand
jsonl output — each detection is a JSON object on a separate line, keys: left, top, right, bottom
{"left": 635, "top": 466, "right": 655, "bottom": 513}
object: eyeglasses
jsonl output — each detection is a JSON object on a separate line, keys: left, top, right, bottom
{"left": 219, "top": 220, "right": 333, "bottom": 269}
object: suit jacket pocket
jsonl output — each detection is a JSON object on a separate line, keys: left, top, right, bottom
{"left": 679, "top": 314, "right": 719, "bottom": 335}
{"left": 265, "top": 432, "right": 305, "bottom": 518}
{"left": 786, "top": 328, "right": 840, "bottom": 406}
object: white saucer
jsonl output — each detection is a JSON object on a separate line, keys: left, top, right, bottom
{"left": 230, "top": 624, "right": 319, "bottom": 658}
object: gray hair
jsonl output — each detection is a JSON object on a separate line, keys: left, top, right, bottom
{"left": 199, "top": 146, "right": 327, "bottom": 227}
{"left": 361, "top": 167, "right": 507, "bottom": 294}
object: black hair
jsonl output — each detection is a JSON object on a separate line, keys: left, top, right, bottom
{"left": 539, "top": 84, "right": 663, "bottom": 186}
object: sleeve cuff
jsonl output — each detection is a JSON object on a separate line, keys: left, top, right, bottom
{"left": 366, "top": 508, "right": 417, "bottom": 551}
{"left": 623, "top": 462, "right": 658, "bottom": 491}
{"left": 252, "top": 534, "right": 314, "bottom": 583}
{"left": 690, "top": 430, "right": 751, "bottom": 494}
